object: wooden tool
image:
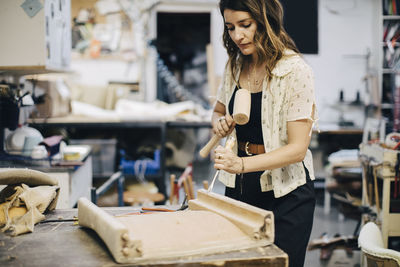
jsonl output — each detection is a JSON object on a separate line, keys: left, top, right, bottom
{"left": 203, "top": 180, "right": 209, "bottom": 190}
{"left": 199, "top": 135, "right": 221, "bottom": 158}
{"left": 169, "top": 174, "right": 177, "bottom": 205}
{"left": 233, "top": 88, "right": 251, "bottom": 125}
{"left": 187, "top": 175, "right": 195, "bottom": 199}
{"left": 199, "top": 89, "right": 250, "bottom": 158}
{"left": 208, "top": 136, "right": 236, "bottom": 193}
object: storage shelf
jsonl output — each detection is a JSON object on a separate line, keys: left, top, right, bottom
{"left": 381, "top": 103, "right": 394, "bottom": 109}
{"left": 360, "top": 143, "right": 400, "bottom": 248}
{"left": 0, "top": 66, "right": 72, "bottom": 76}
{"left": 382, "top": 42, "right": 400, "bottom": 47}
{"left": 383, "top": 15, "right": 400, "bottom": 20}
{"left": 382, "top": 68, "right": 400, "bottom": 74}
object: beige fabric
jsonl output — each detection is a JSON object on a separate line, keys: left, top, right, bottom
{"left": 189, "top": 189, "right": 274, "bottom": 242}
{"left": 0, "top": 204, "right": 27, "bottom": 225}
{"left": 358, "top": 222, "right": 400, "bottom": 266}
{"left": 0, "top": 168, "right": 58, "bottom": 186}
{"left": 0, "top": 184, "right": 59, "bottom": 236}
{"left": 78, "top": 190, "right": 273, "bottom": 264}
{"left": 216, "top": 49, "right": 318, "bottom": 197}
{"left": 0, "top": 168, "right": 59, "bottom": 236}
{"left": 117, "top": 211, "right": 270, "bottom": 260}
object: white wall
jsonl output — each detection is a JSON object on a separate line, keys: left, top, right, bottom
{"left": 211, "top": 0, "right": 380, "bottom": 126}
{"left": 70, "top": 58, "right": 140, "bottom": 86}
{"left": 70, "top": 0, "right": 379, "bottom": 127}
{"left": 303, "top": 0, "right": 379, "bottom": 125}
{"left": 210, "top": 0, "right": 379, "bottom": 126}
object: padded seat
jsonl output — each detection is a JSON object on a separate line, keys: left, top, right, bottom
{"left": 358, "top": 222, "right": 400, "bottom": 267}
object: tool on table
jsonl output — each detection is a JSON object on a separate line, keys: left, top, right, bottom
{"left": 168, "top": 164, "right": 193, "bottom": 205}
{"left": 141, "top": 195, "right": 189, "bottom": 213}
{"left": 208, "top": 136, "right": 236, "bottom": 193}
{"left": 169, "top": 174, "right": 178, "bottom": 205}
{"left": 141, "top": 207, "right": 177, "bottom": 212}
{"left": 39, "top": 216, "right": 78, "bottom": 224}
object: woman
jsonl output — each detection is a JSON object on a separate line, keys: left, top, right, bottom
{"left": 212, "top": 0, "right": 318, "bottom": 266}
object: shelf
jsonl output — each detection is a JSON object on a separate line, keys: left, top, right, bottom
{"left": 360, "top": 143, "right": 400, "bottom": 248}
{"left": 383, "top": 15, "right": 400, "bottom": 20}
{"left": 382, "top": 42, "right": 400, "bottom": 47}
{"left": 382, "top": 68, "right": 400, "bottom": 74}
{"left": 0, "top": 66, "right": 72, "bottom": 76}
{"left": 71, "top": 51, "right": 137, "bottom": 62}
{"left": 381, "top": 103, "right": 394, "bottom": 109}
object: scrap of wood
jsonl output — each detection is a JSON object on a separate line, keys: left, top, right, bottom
{"left": 187, "top": 175, "right": 194, "bottom": 199}
{"left": 189, "top": 189, "right": 274, "bottom": 242}
{"left": 169, "top": 174, "right": 176, "bottom": 205}
{"left": 203, "top": 180, "right": 209, "bottom": 190}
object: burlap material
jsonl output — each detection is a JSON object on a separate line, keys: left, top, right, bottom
{"left": 0, "top": 168, "right": 60, "bottom": 236}
{"left": 0, "top": 168, "right": 58, "bottom": 186}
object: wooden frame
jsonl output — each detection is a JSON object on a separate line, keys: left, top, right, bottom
{"left": 78, "top": 189, "right": 274, "bottom": 264}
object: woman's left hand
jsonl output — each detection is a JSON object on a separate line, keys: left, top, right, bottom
{"left": 214, "top": 145, "right": 242, "bottom": 174}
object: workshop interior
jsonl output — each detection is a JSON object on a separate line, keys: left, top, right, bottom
{"left": 0, "top": 0, "right": 399, "bottom": 266}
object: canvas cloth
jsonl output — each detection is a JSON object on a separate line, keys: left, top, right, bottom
{"left": 0, "top": 168, "right": 59, "bottom": 236}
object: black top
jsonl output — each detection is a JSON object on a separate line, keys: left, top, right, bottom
{"left": 228, "top": 86, "right": 264, "bottom": 145}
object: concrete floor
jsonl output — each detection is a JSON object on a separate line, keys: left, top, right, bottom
{"left": 97, "top": 157, "right": 360, "bottom": 267}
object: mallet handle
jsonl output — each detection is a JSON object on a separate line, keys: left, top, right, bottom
{"left": 199, "top": 135, "right": 221, "bottom": 158}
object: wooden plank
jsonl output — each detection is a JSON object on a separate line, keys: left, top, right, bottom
{"left": 189, "top": 190, "right": 274, "bottom": 242}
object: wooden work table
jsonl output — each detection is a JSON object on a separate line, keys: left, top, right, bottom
{"left": 0, "top": 207, "right": 288, "bottom": 267}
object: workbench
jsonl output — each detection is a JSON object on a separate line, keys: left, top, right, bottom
{"left": 0, "top": 207, "right": 288, "bottom": 267}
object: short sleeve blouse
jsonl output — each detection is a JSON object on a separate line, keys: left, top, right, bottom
{"left": 216, "top": 49, "right": 319, "bottom": 198}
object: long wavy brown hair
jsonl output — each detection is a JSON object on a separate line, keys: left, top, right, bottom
{"left": 219, "top": 0, "right": 299, "bottom": 81}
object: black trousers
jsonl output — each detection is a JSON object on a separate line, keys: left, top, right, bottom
{"left": 225, "top": 160, "right": 315, "bottom": 267}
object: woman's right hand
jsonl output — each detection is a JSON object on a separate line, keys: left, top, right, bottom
{"left": 213, "top": 113, "right": 236, "bottom": 138}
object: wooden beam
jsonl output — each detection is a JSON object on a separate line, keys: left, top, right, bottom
{"left": 189, "top": 189, "right": 274, "bottom": 242}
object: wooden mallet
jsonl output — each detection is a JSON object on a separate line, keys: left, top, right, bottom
{"left": 199, "top": 88, "right": 251, "bottom": 158}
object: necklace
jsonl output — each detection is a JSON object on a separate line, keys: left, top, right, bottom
{"left": 247, "top": 63, "right": 264, "bottom": 92}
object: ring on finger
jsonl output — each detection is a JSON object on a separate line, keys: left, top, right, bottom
{"left": 218, "top": 116, "right": 225, "bottom": 122}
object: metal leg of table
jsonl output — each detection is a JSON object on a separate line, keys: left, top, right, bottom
{"left": 91, "top": 171, "right": 125, "bottom": 206}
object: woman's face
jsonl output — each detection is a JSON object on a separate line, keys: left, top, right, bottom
{"left": 223, "top": 9, "right": 257, "bottom": 56}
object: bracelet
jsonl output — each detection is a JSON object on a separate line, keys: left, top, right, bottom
{"left": 241, "top": 157, "right": 245, "bottom": 173}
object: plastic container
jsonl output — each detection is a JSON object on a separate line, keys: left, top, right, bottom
{"left": 70, "top": 139, "right": 117, "bottom": 177}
